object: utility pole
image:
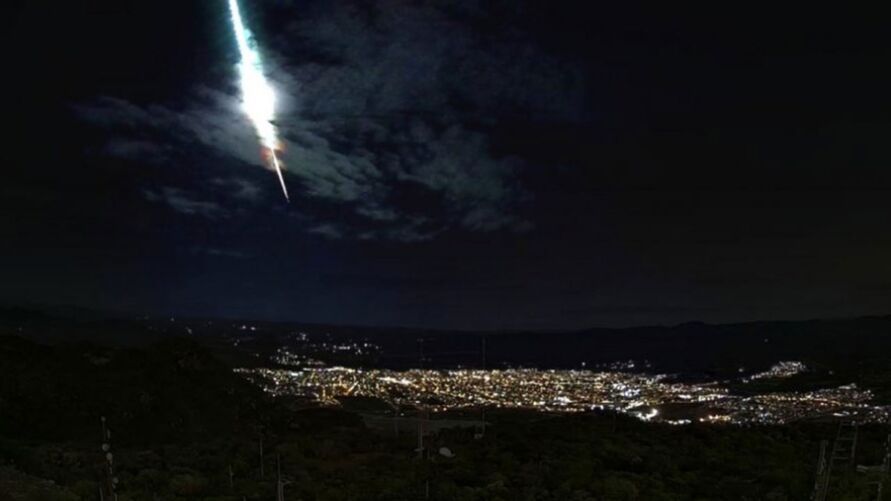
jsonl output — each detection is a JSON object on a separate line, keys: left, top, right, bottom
{"left": 416, "top": 337, "right": 428, "bottom": 459}
{"left": 884, "top": 434, "right": 891, "bottom": 473}
{"left": 276, "top": 454, "right": 291, "bottom": 501}
{"left": 259, "top": 436, "right": 265, "bottom": 479}
{"left": 417, "top": 407, "right": 427, "bottom": 459}
{"left": 390, "top": 397, "right": 400, "bottom": 437}
{"left": 812, "top": 440, "right": 828, "bottom": 501}
{"left": 480, "top": 336, "right": 487, "bottom": 439}
{"left": 418, "top": 337, "right": 426, "bottom": 369}
{"left": 416, "top": 336, "right": 431, "bottom": 499}
{"left": 875, "top": 434, "right": 891, "bottom": 501}
{"left": 276, "top": 454, "right": 283, "bottom": 501}
{"left": 99, "top": 416, "right": 118, "bottom": 501}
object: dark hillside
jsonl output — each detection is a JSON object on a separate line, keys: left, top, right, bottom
{"left": 0, "top": 336, "right": 265, "bottom": 444}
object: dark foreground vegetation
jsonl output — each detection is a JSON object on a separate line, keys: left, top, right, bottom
{"left": 1, "top": 336, "right": 888, "bottom": 500}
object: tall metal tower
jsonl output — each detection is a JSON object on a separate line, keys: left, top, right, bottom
{"left": 812, "top": 440, "right": 829, "bottom": 500}
{"left": 815, "top": 421, "right": 859, "bottom": 501}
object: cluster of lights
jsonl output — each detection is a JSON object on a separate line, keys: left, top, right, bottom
{"left": 237, "top": 367, "right": 727, "bottom": 417}
{"left": 266, "top": 334, "right": 381, "bottom": 367}
{"left": 743, "top": 361, "right": 807, "bottom": 383}
{"left": 235, "top": 365, "right": 891, "bottom": 425}
{"left": 711, "top": 384, "right": 887, "bottom": 424}
{"left": 233, "top": 354, "right": 891, "bottom": 425}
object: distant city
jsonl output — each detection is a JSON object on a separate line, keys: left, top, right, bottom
{"left": 235, "top": 339, "right": 891, "bottom": 426}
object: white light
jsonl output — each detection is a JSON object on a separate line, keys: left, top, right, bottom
{"left": 227, "top": 0, "right": 289, "bottom": 201}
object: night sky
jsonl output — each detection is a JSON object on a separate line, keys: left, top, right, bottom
{"left": 4, "top": 1, "right": 891, "bottom": 330}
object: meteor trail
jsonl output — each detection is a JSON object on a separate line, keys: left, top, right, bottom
{"left": 227, "top": 0, "right": 290, "bottom": 202}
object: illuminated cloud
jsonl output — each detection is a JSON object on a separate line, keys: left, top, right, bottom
{"left": 74, "top": 1, "right": 589, "bottom": 241}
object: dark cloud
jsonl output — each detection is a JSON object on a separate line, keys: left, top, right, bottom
{"left": 211, "top": 177, "right": 264, "bottom": 202}
{"left": 143, "top": 187, "right": 229, "bottom": 219}
{"left": 307, "top": 223, "right": 345, "bottom": 240}
{"left": 191, "top": 247, "right": 251, "bottom": 259}
{"left": 72, "top": 0, "right": 589, "bottom": 242}
{"left": 101, "top": 139, "right": 175, "bottom": 164}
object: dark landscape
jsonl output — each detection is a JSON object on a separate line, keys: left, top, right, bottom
{"left": 5, "top": 0, "right": 891, "bottom": 499}
{"left": 1, "top": 307, "right": 890, "bottom": 499}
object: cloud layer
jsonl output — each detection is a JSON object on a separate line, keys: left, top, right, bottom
{"left": 75, "top": 0, "right": 586, "bottom": 241}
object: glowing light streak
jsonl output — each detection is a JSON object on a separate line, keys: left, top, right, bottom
{"left": 227, "top": 0, "right": 290, "bottom": 201}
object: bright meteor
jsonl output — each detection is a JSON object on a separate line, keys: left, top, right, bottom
{"left": 227, "top": 0, "right": 289, "bottom": 202}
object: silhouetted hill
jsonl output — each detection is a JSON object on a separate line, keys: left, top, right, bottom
{"left": 485, "top": 315, "right": 891, "bottom": 373}
{"left": 3, "top": 306, "right": 891, "bottom": 389}
{"left": 0, "top": 336, "right": 265, "bottom": 444}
